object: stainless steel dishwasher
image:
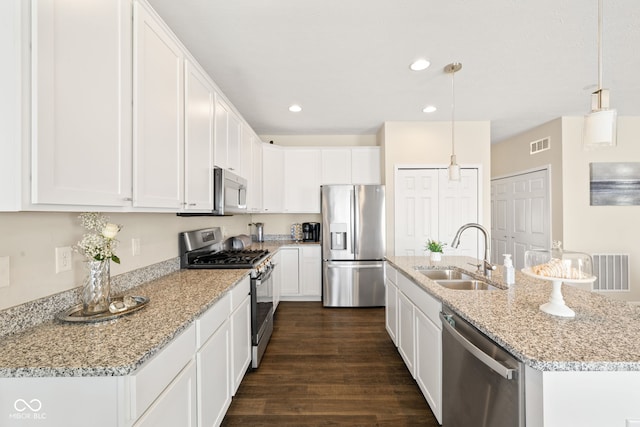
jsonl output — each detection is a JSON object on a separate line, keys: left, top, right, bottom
{"left": 440, "top": 307, "right": 524, "bottom": 427}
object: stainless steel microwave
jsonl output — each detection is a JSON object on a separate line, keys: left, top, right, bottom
{"left": 213, "top": 167, "right": 247, "bottom": 215}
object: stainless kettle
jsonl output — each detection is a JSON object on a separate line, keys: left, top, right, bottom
{"left": 249, "top": 222, "right": 264, "bottom": 242}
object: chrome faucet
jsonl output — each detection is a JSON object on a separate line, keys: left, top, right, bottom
{"left": 451, "top": 223, "right": 497, "bottom": 277}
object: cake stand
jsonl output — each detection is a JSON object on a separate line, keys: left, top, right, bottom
{"left": 521, "top": 268, "right": 596, "bottom": 318}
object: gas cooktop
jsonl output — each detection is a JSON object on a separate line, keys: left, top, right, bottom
{"left": 190, "top": 249, "right": 269, "bottom": 269}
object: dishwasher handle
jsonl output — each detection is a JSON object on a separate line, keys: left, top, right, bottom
{"left": 440, "top": 312, "right": 516, "bottom": 380}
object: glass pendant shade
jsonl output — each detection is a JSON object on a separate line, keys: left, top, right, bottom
{"left": 584, "top": 109, "right": 617, "bottom": 148}
{"left": 448, "top": 155, "right": 461, "bottom": 181}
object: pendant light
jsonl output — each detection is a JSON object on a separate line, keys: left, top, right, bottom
{"left": 583, "top": 0, "right": 616, "bottom": 148}
{"left": 445, "top": 62, "right": 462, "bottom": 181}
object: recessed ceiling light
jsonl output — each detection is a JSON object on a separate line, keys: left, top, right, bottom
{"left": 410, "top": 59, "right": 431, "bottom": 71}
{"left": 289, "top": 104, "right": 302, "bottom": 112}
{"left": 423, "top": 105, "right": 437, "bottom": 113}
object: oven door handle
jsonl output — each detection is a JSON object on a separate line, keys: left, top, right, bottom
{"left": 257, "top": 264, "right": 274, "bottom": 283}
{"left": 440, "top": 312, "right": 516, "bottom": 380}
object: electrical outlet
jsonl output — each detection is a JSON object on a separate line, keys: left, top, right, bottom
{"left": 0, "top": 256, "right": 9, "bottom": 288}
{"left": 132, "top": 238, "right": 141, "bottom": 256}
{"left": 55, "top": 246, "right": 72, "bottom": 273}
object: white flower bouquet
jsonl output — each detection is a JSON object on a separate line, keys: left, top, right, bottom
{"left": 76, "top": 213, "right": 122, "bottom": 264}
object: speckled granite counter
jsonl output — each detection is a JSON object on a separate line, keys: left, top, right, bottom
{"left": 0, "top": 269, "right": 248, "bottom": 378}
{"left": 387, "top": 255, "right": 640, "bottom": 372}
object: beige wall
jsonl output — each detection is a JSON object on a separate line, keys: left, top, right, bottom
{"left": 380, "top": 121, "right": 491, "bottom": 255}
{"left": 258, "top": 134, "right": 377, "bottom": 147}
{"left": 0, "top": 212, "right": 249, "bottom": 310}
{"left": 560, "top": 116, "right": 640, "bottom": 302}
{"left": 491, "top": 118, "right": 564, "bottom": 242}
{"left": 249, "top": 213, "right": 321, "bottom": 235}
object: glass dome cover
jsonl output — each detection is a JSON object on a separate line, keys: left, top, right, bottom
{"left": 524, "top": 241, "right": 594, "bottom": 281}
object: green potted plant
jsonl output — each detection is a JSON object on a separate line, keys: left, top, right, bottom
{"left": 426, "top": 239, "right": 446, "bottom": 262}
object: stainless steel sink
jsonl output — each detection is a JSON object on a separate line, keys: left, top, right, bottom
{"left": 436, "top": 279, "right": 500, "bottom": 291}
{"left": 417, "top": 269, "right": 474, "bottom": 281}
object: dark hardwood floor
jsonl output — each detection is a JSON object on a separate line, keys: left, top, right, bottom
{"left": 222, "top": 302, "right": 439, "bottom": 426}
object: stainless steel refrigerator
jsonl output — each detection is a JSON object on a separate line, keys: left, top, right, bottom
{"left": 321, "top": 185, "right": 386, "bottom": 307}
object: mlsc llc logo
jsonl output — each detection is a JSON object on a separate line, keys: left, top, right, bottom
{"left": 9, "top": 398, "right": 47, "bottom": 421}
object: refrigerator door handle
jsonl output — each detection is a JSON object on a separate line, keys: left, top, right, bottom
{"left": 351, "top": 188, "right": 356, "bottom": 255}
{"left": 325, "top": 261, "right": 384, "bottom": 269}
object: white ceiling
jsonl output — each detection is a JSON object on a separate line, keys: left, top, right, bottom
{"left": 147, "top": 0, "right": 640, "bottom": 143}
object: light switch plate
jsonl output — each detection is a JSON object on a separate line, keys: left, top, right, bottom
{"left": 132, "top": 238, "right": 141, "bottom": 256}
{"left": 627, "top": 420, "right": 640, "bottom": 427}
{"left": 55, "top": 246, "right": 72, "bottom": 273}
{"left": 0, "top": 256, "right": 9, "bottom": 288}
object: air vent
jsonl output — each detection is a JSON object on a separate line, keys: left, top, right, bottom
{"left": 592, "top": 254, "right": 629, "bottom": 292}
{"left": 530, "top": 137, "right": 550, "bottom": 155}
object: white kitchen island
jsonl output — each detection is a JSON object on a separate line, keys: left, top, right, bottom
{"left": 386, "top": 255, "right": 640, "bottom": 427}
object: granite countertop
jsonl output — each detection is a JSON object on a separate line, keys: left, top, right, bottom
{"left": 0, "top": 241, "right": 317, "bottom": 379}
{"left": 0, "top": 269, "right": 248, "bottom": 378}
{"left": 387, "top": 255, "right": 640, "bottom": 372}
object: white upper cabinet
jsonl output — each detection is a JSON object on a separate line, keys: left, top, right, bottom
{"left": 284, "top": 148, "right": 321, "bottom": 213}
{"left": 320, "top": 147, "right": 380, "bottom": 185}
{"left": 321, "top": 148, "right": 352, "bottom": 185}
{"left": 30, "top": 0, "right": 133, "bottom": 207}
{"left": 214, "top": 97, "right": 242, "bottom": 174}
{"left": 351, "top": 147, "right": 381, "bottom": 184}
{"left": 262, "top": 143, "right": 284, "bottom": 212}
{"left": 244, "top": 130, "right": 263, "bottom": 213}
{"left": 132, "top": 1, "right": 184, "bottom": 209}
{"left": 183, "top": 59, "right": 214, "bottom": 212}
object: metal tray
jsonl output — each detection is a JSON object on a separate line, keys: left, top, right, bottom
{"left": 56, "top": 296, "right": 149, "bottom": 323}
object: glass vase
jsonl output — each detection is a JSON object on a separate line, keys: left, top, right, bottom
{"left": 82, "top": 260, "right": 111, "bottom": 315}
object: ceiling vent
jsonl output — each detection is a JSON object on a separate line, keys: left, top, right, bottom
{"left": 530, "top": 137, "right": 550, "bottom": 155}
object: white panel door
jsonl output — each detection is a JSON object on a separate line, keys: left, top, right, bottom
{"left": 438, "top": 168, "right": 479, "bottom": 257}
{"left": 491, "top": 181, "right": 509, "bottom": 260}
{"left": 491, "top": 168, "right": 550, "bottom": 269}
{"left": 395, "top": 168, "right": 478, "bottom": 257}
{"left": 394, "top": 169, "right": 439, "bottom": 256}
{"left": 133, "top": 3, "right": 184, "bottom": 209}
{"left": 31, "top": 0, "right": 132, "bottom": 206}
{"left": 183, "top": 60, "right": 213, "bottom": 212}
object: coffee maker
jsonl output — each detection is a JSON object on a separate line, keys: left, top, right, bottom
{"left": 302, "top": 222, "right": 320, "bottom": 242}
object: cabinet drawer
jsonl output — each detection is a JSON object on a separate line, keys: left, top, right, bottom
{"left": 397, "top": 273, "right": 442, "bottom": 327}
{"left": 386, "top": 263, "right": 397, "bottom": 285}
{"left": 130, "top": 323, "right": 196, "bottom": 421}
{"left": 196, "top": 292, "right": 231, "bottom": 348}
{"left": 230, "top": 276, "right": 250, "bottom": 312}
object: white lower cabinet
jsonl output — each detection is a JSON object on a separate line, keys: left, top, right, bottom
{"left": 388, "top": 265, "right": 442, "bottom": 424}
{"left": 230, "top": 277, "right": 251, "bottom": 396}
{"left": 279, "top": 246, "right": 321, "bottom": 301}
{"left": 300, "top": 246, "right": 321, "bottom": 298}
{"left": 397, "top": 291, "right": 415, "bottom": 376}
{"left": 279, "top": 247, "right": 300, "bottom": 296}
{"left": 272, "top": 251, "right": 282, "bottom": 311}
{"left": 134, "top": 359, "right": 197, "bottom": 427}
{"left": 385, "top": 265, "right": 398, "bottom": 346}
{"left": 415, "top": 308, "right": 442, "bottom": 423}
{"left": 196, "top": 293, "right": 231, "bottom": 427}
{"left": 0, "top": 277, "right": 253, "bottom": 427}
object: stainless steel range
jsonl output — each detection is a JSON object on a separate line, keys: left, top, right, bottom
{"left": 179, "top": 227, "right": 274, "bottom": 368}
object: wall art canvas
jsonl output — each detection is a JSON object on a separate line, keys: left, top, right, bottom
{"left": 590, "top": 162, "right": 640, "bottom": 206}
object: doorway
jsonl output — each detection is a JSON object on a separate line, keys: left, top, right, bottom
{"left": 491, "top": 168, "right": 551, "bottom": 270}
{"left": 395, "top": 167, "right": 480, "bottom": 257}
